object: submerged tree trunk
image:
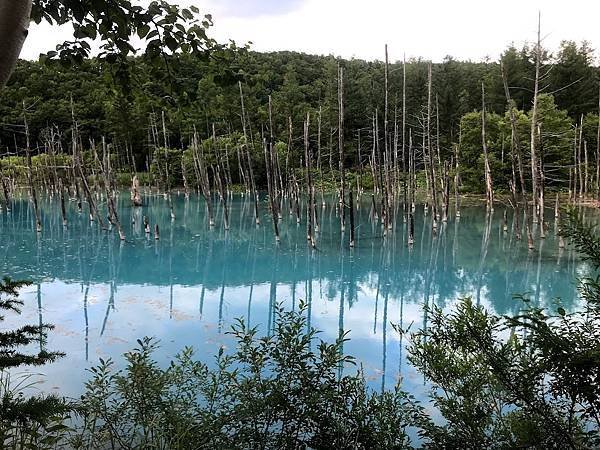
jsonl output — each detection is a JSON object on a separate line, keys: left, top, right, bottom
{"left": 192, "top": 130, "right": 214, "bottom": 227}
{"left": 0, "top": 162, "right": 10, "bottom": 211}
{"left": 426, "top": 63, "right": 438, "bottom": 227}
{"left": 596, "top": 89, "right": 600, "bottom": 202}
{"left": 26, "top": 150, "right": 42, "bottom": 233}
{"left": 501, "top": 60, "right": 533, "bottom": 248}
{"left": 442, "top": 160, "right": 450, "bottom": 222}
{"left": 454, "top": 125, "right": 461, "bottom": 218}
{"left": 23, "top": 102, "right": 41, "bottom": 232}
{"left": 59, "top": 178, "right": 67, "bottom": 227}
{"left": 481, "top": 82, "right": 494, "bottom": 208}
{"left": 264, "top": 136, "right": 279, "bottom": 242}
{"left": 382, "top": 44, "right": 391, "bottom": 232}
{"left": 239, "top": 81, "right": 260, "bottom": 224}
{"left": 402, "top": 54, "right": 407, "bottom": 216}
{"left": 131, "top": 175, "right": 143, "bottom": 206}
{"left": 538, "top": 124, "right": 546, "bottom": 238}
{"left": 530, "top": 13, "right": 542, "bottom": 222}
{"left": 101, "top": 139, "right": 125, "bottom": 240}
{"left": 338, "top": 64, "right": 346, "bottom": 233}
{"left": 304, "top": 113, "right": 315, "bottom": 248}
{"left": 349, "top": 189, "right": 355, "bottom": 247}
{"left": 0, "top": 0, "right": 32, "bottom": 87}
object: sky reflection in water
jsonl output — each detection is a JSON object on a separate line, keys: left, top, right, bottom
{"left": 0, "top": 192, "right": 590, "bottom": 402}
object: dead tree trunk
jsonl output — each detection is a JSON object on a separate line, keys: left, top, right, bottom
{"left": 349, "top": 189, "right": 355, "bottom": 247}
{"left": 530, "top": 13, "right": 542, "bottom": 222}
{"left": 264, "top": 136, "right": 280, "bottom": 242}
{"left": 240, "top": 81, "right": 260, "bottom": 224}
{"left": 578, "top": 116, "right": 584, "bottom": 199}
{"left": 181, "top": 157, "right": 190, "bottom": 198}
{"left": 596, "top": 89, "right": 600, "bottom": 202}
{"left": 101, "top": 138, "right": 125, "bottom": 240}
{"left": 454, "top": 125, "right": 461, "bottom": 218}
{"left": 338, "top": 64, "right": 346, "bottom": 233}
{"left": 215, "top": 164, "right": 229, "bottom": 230}
{"left": 501, "top": 61, "right": 533, "bottom": 248}
{"left": 192, "top": 131, "right": 214, "bottom": 227}
{"left": 25, "top": 150, "right": 41, "bottom": 233}
{"left": 0, "top": 159, "right": 9, "bottom": 210}
{"left": 426, "top": 63, "right": 438, "bottom": 227}
{"left": 481, "top": 82, "right": 494, "bottom": 208}
{"left": 131, "top": 175, "right": 143, "bottom": 206}
{"left": 538, "top": 124, "right": 546, "bottom": 238}
{"left": 409, "top": 129, "right": 415, "bottom": 212}
{"left": 304, "top": 113, "right": 315, "bottom": 248}
{"left": 569, "top": 124, "right": 579, "bottom": 203}
{"left": 268, "top": 95, "right": 280, "bottom": 220}
{"left": 402, "top": 54, "right": 408, "bottom": 216}
{"left": 383, "top": 44, "right": 391, "bottom": 231}
{"left": 436, "top": 95, "right": 445, "bottom": 221}
{"left": 408, "top": 211, "right": 414, "bottom": 246}
{"left": 59, "top": 178, "right": 67, "bottom": 227}
{"left": 71, "top": 97, "right": 103, "bottom": 226}
{"left": 442, "top": 160, "right": 450, "bottom": 222}
{"left": 23, "top": 102, "right": 41, "bottom": 232}
{"left": 317, "top": 106, "right": 325, "bottom": 208}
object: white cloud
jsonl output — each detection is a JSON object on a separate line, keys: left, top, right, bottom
{"left": 20, "top": 0, "right": 599, "bottom": 62}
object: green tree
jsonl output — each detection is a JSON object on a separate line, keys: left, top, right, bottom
{"left": 534, "top": 93, "right": 575, "bottom": 187}
{"left": 500, "top": 44, "right": 535, "bottom": 111}
{"left": 551, "top": 41, "right": 599, "bottom": 120}
{"left": 0, "top": 0, "right": 221, "bottom": 88}
{"left": 0, "top": 277, "right": 68, "bottom": 448}
{"left": 457, "top": 110, "right": 507, "bottom": 192}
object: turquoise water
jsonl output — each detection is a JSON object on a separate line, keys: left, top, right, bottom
{"left": 0, "top": 191, "right": 589, "bottom": 401}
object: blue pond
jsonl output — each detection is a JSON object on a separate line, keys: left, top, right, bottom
{"left": 0, "top": 191, "right": 589, "bottom": 401}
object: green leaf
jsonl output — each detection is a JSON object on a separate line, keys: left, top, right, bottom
{"left": 137, "top": 24, "right": 151, "bottom": 39}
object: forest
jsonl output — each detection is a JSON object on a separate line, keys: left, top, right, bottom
{"left": 1, "top": 40, "right": 598, "bottom": 195}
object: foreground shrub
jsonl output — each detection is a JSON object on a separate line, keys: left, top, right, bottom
{"left": 407, "top": 208, "right": 600, "bottom": 449}
{"left": 0, "top": 278, "right": 69, "bottom": 449}
{"left": 72, "top": 302, "right": 413, "bottom": 449}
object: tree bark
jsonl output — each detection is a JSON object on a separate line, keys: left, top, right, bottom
{"left": 338, "top": 64, "right": 345, "bottom": 233}
{"left": 402, "top": 54, "right": 407, "bottom": 216}
{"left": 454, "top": 124, "right": 461, "bottom": 218}
{"left": 501, "top": 61, "right": 533, "bottom": 247}
{"left": 426, "top": 63, "right": 438, "bottom": 226}
{"left": 481, "top": 82, "right": 494, "bottom": 208}
{"left": 0, "top": 0, "right": 32, "bottom": 88}
{"left": 383, "top": 44, "right": 391, "bottom": 231}
{"left": 530, "top": 13, "right": 542, "bottom": 221}
{"left": 349, "top": 189, "right": 355, "bottom": 247}
{"left": 596, "top": 87, "right": 600, "bottom": 202}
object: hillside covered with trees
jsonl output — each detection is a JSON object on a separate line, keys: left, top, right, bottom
{"left": 1, "top": 41, "right": 598, "bottom": 193}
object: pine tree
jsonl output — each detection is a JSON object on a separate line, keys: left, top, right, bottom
{"left": 0, "top": 277, "right": 68, "bottom": 441}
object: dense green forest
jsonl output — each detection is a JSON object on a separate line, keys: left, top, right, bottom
{"left": 1, "top": 41, "right": 598, "bottom": 192}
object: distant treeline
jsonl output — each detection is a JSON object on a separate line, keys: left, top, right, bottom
{"left": 0, "top": 41, "right": 598, "bottom": 192}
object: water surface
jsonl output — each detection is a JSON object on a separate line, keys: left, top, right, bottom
{"left": 0, "top": 191, "right": 588, "bottom": 401}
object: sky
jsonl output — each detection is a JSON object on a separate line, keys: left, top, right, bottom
{"left": 21, "top": 0, "right": 600, "bottom": 63}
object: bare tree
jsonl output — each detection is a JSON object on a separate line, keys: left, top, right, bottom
{"left": 530, "top": 12, "right": 542, "bottom": 222}
{"left": 481, "top": 82, "right": 494, "bottom": 208}
{"left": 338, "top": 64, "right": 346, "bottom": 233}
